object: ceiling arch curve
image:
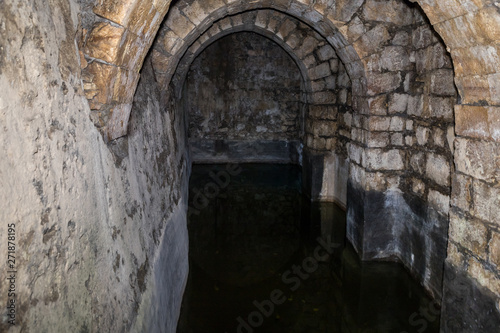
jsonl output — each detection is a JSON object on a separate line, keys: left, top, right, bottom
{"left": 166, "top": 9, "right": 344, "bottom": 101}
{"left": 81, "top": 0, "right": 500, "bottom": 141}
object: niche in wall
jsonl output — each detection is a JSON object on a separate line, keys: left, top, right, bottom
{"left": 182, "top": 32, "right": 305, "bottom": 164}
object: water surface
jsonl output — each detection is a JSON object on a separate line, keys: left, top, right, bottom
{"left": 177, "top": 164, "right": 440, "bottom": 333}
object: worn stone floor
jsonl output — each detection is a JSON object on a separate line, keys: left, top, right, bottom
{"left": 176, "top": 164, "right": 440, "bottom": 333}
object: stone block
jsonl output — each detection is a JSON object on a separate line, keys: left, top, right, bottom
{"left": 392, "top": 30, "right": 410, "bottom": 46}
{"left": 297, "top": 36, "right": 319, "bottom": 59}
{"left": 219, "top": 17, "right": 233, "bottom": 31}
{"left": 433, "top": 15, "right": 476, "bottom": 49}
{"left": 303, "top": 54, "right": 316, "bottom": 68}
{"left": 426, "top": 153, "right": 451, "bottom": 187}
{"left": 446, "top": 242, "right": 465, "bottom": 268}
{"left": 338, "top": 89, "right": 349, "bottom": 104}
{"left": 388, "top": 93, "right": 409, "bottom": 114}
{"left": 112, "top": 68, "right": 140, "bottom": 104}
{"left": 337, "top": 68, "right": 350, "bottom": 86}
{"left": 278, "top": 19, "right": 297, "bottom": 40}
{"left": 198, "top": 0, "right": 227, "bottom": 16}
{"left": 313, "top": 0, "right": 334, "bottom": 16}
{"left": 354, "top": 25, "right": 391, "bottom": 59}
{"left": 415, "top": 0, "right": 468, "bottom": 25}
{"left": 255, "top": 9, "right": 269, "bottom": 29}
{"left": 158, "top": 29, "right": 184, "bottom": 55}
{"left": 367, "top": 116, "right": 391, "bottom": 131}
{"left": 455, "top": 75, "right": 492, "bottom": 105}
{"left": 412, "top": 178, "right": 426, "bottom": 196}
{"left": 415, "top": 43, "right": 452, "bottom": 72}
{"left": 312, "top": 137, "right": 326, "bottom": 150}
{"left": 428, "top": 189, "right": 450, "bottom": 215}
{"left": 106, "top": 103, "right": 133, "bottom": 140}
{"left": 325, "top": 76, "right": 337, "bottom": 90}
{"left": 362, "top": 0, "right": 414, "bottom": 25}
{"left": 410, "top": 151, "right": 426, "bottom": 174}
{"left": 488, "top": 73, "right": 500, "bottom": 105}
{"left": 472, "top": 179, "right": 500, "bottom": 225}
{"left": 152, "top": 0, "right": 172, "bottom": 14}
{"left": 330, "top": 0, "right": 364, "bottom": 22}
{"left": 363, "top": 53, "right": 382, "bottom": 72}
{"left": 449, "top": 212, "right": 488, "bottom": 260}
{"left": 117, "top": 32, "right": 147, "bottom": 72}
{"left": 407, "top": 95, "right": 424, "bottom": 116}
{"left": 430, "top": 69, "right": 456, "bottom": 96}
{"left": 308, "top": 62, "right": 331, "bottom": 80}
{"left": 126, "top": 0, "right": 158, "bottom": 36}
{"left": 367, "top": 132, "right": 390, "bottom": 148}
{"left": 365, "top": 172, "right": 390, "bottom": 191}
{"left": 348, "top": 143, "right": 364, "bottom": 165}
{"left": 391, "top": 133, "right": 404, "bottom": 146}
{"left": 93, "top": 0, "right": 137, "bottom": 26}
{"left": 468, "top": 257, "right": 500, "bottom": 297}
{"left": 455, "top": 105, "right": 500, "bottom": 142}
{"left": 412, "top": 24, "right": 437, "bottom": 50}
{"left": 367, "top": 95, "right": 387, "bottom": 115}
{"left": 447, "top": 126, "right": 456, "bottom": 152}
{"left": 380, "top": 46, "right": 412, "bottom": 71}
{"left": 389, "top": 117, "right": 405, "bottom": 131}
{"left": 165, "top": 6, "right": 195, "bottom": 39}
{"left": 416, "top": 126, "right": 430, "bottom": 145}
{"left": 310, "top": 91, "right": 336, "bottom": 104}
{"left": 366, "top": 72, "right": 402, "bottom": 95}
{"left": 476, "top": 6, "right": 500, "bottom": 43}
{"left": 351, "top": 128, "right": 364, "bottom": 143}
{"left": 285, "top": 33, "right": 301, "bottom": 49}
{"left": 311, "top": 80, "right": 326, "bottom": 92}
{"left": 231, "top": 13, "right": 244, "bottom": 27}
{"left": 352, "top": 114, "right": 363, "bottom": 128}
{"left": 406, "top": 119, "right": 414, "bottom": 131}
{"left": 347, "top": 16, "right": 366, "bottom": 42}
{"left": 454, "top": 137, "right": 500, "bottom": 182}
{"left": 425, "top": 153, "right": 451, "bottom": 187}
{"left": 317, "top": 45, "right": 336, "bottom": 61}
{"left": 151, "top": 49, "right": 172, "bottom": 74}
{"left": 452, "top": 45, "right": 500, "bottom": 77}
{"left": 343, "top": 112, "right": 353, "bottom": 127}
{"left": 83, "top": 61, "right": 118, "bottom": 105}
{"left": 84, "top": 22, "right": 126, "bottom": 64}
{"left": 489, "top": 231, "right": 500, "bottom": 269}
{"left": 309, "top": 105, "right": 328, "bottom": 119}
{"left": 313, "top": 120, "right": 337, "bottom": 137}
{"left": 433, "top": 127, "right": 445, "bottom": 147}
{"left": 364, "top": 149, "right": 404, "bottom": 170}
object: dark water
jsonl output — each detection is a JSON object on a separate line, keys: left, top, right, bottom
{"left": 177, "top": 164, "right": 440, "bottom": 333}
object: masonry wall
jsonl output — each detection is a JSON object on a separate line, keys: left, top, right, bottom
{"left": 345, "top": 3, "right": 456, "bottom": 300}
{"left": 0, "top": 0, "right": 189, "bottom": 332}
{"left": 184, "top": 32, "right": 302, "bottom": 164}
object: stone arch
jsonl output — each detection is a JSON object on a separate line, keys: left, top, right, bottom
{"left": 409, "top": 1, "right": 500, "bottom": 325}
{"left": 82, "top": 0, "right": 463, "bottom": 299}
{"left": 411, "top": 0, "right": 500, "bottom": 108}
{"left": 82, "top": 0, "right": 371, "bottom": 140}
{"left": 151, "top": 2, "right": 365, "bottom": 95}
{"left": 81, "top": 0, "right": 174, "bottom": 140}
{"left": 156, "top": 8, "right": 353, "bottom": 199}
{"left": 169, "top": 16, "right": 314, "bottom": 99}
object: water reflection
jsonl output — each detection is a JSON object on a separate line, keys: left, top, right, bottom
{"left": 177, "top": 164, "right": 440, "bottom": 333}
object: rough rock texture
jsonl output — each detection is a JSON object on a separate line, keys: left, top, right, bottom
{"left": 2, "top": 0, "right": 500, "bottom": 331}
{"left": 0, "top": 1, "right": 188, "bottom": 332}
{"left": 185, "top": 31, "right": 302, "bottom": 162}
